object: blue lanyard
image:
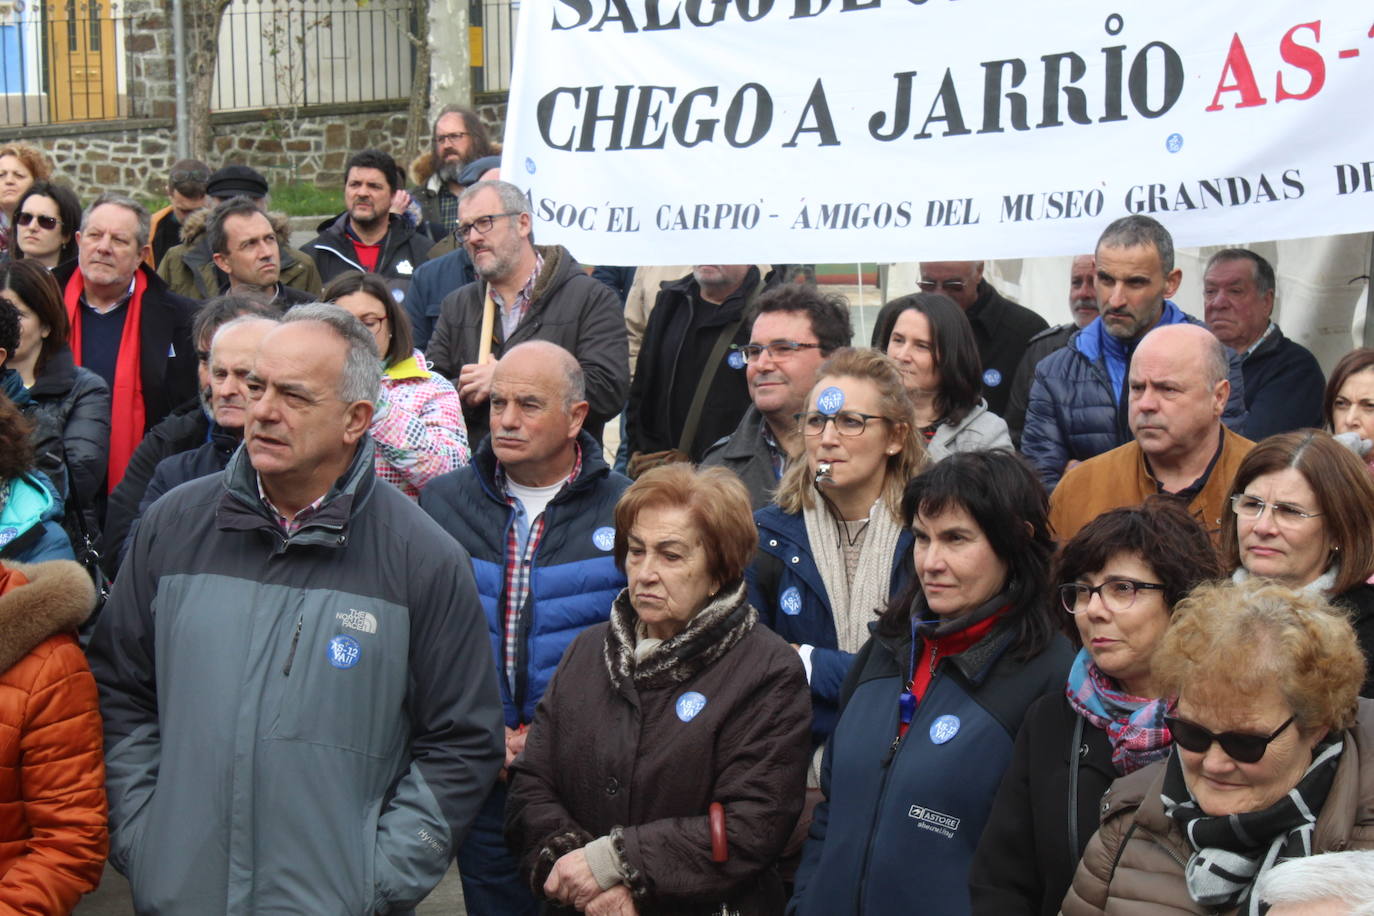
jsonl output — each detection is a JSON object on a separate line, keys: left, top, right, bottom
{"left": 897, "top": 615, "right": 922, "bottom": 730}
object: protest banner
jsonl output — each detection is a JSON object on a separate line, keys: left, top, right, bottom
{"left": 498, "top": 0, "right": 1374, "bottom": 264}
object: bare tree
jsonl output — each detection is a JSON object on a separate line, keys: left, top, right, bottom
{"left": 185, "top": 0, "right": 233, "bottom": 160}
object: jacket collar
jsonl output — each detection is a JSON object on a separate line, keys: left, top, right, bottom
{"left": 719, "top": 405, "right": 773, "bottom": 460}
{"left": 216, "top": 435, "right": 377, "bottom": 550}
{"left": 603, "top": 580, "right": 756, "bottom": 691}
{"left": 471, "top": 429, "right": 611, "bottom": 505}
{"left": 27, "top": 347, "right": 78, "bottom": 398}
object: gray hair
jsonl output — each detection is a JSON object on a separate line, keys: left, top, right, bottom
{"left": 192, "top": 294, "right": 282, "bottom": 351}
{"left": 1257, "top": 850, "right": 1374, "bottom": 913}
{"left": 1206, "top": 247, "right": 1277, "bottom": 298}
{"left": 280, "top": 303, "right": 381, "bottom": 405}
{"left": 212, "top": 313, "right": 280, "bottom": 348}
{"left": 459, "top": 179, "right": 531, "bottom": 218}
{"left": 1097, "top": 214, "right": 1175, "bottom": 274}
{"left": 502, "top": 340, "right": 586, "bottom": 411}
{"left": 81, "top": 192, "right": 152, "bottom": 251}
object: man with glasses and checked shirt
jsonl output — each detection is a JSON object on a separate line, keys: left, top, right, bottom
{"left": 871, "top": 259, "right": 1047, "bottom": 417}
{"left": 702, "top": 284, "right": 853, "bottom": 509}
{"left": 426, "top": 179, "right": 628, "bottom": 449}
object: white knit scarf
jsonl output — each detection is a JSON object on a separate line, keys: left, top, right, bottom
{"left": 803, "top": 494, "right": 904, "bottom": 654}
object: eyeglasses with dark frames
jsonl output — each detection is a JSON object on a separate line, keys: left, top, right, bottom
{"left": 795, "top": 410, "right": 891, "bottom": 437}
{"left": 1059, "top": 578, "right": 1167, "bottom": 614}
{"left": 455, "top": 212, "right": 521, "bottom": 238}
{"left": 1163, "top": 713, "right": 1296, "bottom": 764}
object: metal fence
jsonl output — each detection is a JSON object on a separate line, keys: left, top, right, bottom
{"left": 0, "top": 1, "right": 132, "bottom": 126}
{"left": 471, "top": 0, "right": 516, "bottom": 94}
{"left": 212, "top": 0, "right": 418, "bottom": 112}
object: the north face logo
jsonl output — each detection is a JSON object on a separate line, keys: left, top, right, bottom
{"left": 336, "top": 609, "right": 378, "bottom": 634}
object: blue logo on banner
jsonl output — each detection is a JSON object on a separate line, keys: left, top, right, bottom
{"left": 781, "top": 587, "right": 803, "bottom": 616}
{"left": 328, "top": 635, "right": 361, "bottom": 670}
{"left": 592, "top": 526, "right": 615, "bottom": 551}
{"left": 816, "top": 386, "right": 845, "bottom": 415}
{"left": 1166, "top": 133, "right": 1184, "bottom": 153}
{"left": 930, "top": 715, "right": 961, "bottom": 744}
{"left": 525, "top": 157, "right": 537, "bottom": 174}
{"left": 676, "top": 691, "right": 708, "bottom": 722}
{"left": 982, "top": 368, "right": 1003, "bottom": 388}
{"left": 727, "top": 349, "right": 746, "bottom": 370}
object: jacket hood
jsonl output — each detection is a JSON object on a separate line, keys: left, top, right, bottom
{"left": 409, "top": 151, "right": 437, "bottom": 187}
{"left": 0, "top": 558, "right": 96, "bottom": 673}
{"left": 181, "top": 207, "right": 296, "bottom": 248}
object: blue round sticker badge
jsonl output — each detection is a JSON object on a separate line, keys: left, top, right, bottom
{"left": 982, "top": 368, "right": 1002, "bottom": 388}
{"left": 592, "top": 526, "right": 616, "bottom": 552}
{"left": 676, "top": 691, "right": 708, "bottom": 722}
{"left": 727, "top": 349, "right": 747, "bottom": 370}
{"left": 929, "top": 714, "right": 961, "bottom": 745}
{"left": 328, "top": 635, "right": 362, "bottom": 670}
{"left": 816, "top": 386, "right": 845, "bottom": 416}
{"left": 780, "top": 587, "right": 803, "bottom": 616}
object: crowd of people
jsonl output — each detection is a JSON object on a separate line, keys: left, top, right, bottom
{"left": 0, "top": 105, "right": 1370, "bottom": 916}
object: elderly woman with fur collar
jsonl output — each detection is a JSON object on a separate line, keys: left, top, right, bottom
{"left": 507, "top": 465, "right": 811, "bottom": 916}
{"left": 0, "top": 559, "right": 106, "bottom": 911}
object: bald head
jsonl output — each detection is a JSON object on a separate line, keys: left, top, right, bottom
{"left": 918, "top": 260, "right": 983, "bottom": 309}
{"left": 1129, "top": 323, "right": 1231, "bottom": 466}
{"left": 490, "top": 341, "right": 589, "bottom": 486}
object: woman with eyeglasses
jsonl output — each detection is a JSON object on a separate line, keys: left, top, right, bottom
{"left": 11, "top": 182, "right": 80, "bottom": 270}
{"left": 788, "top": 450, "right": 1072, "bottom": 916}
{"left": 1219, "top": 430, "right": 1374, "bottom": 698}
{"left": 323, "top": 272, "right": 469, "bottom": 499}
{"left": 970, "top": 499, "right": 1220, "bottom": 916}
{"left": 877, "top": 292, "right": 1012, "bottom": 461}
{"left": 747, "top": 348, "right": 927, "bottom": 764}
{"left": 1062, "top": 578, "right": 1374, "bottom": 915}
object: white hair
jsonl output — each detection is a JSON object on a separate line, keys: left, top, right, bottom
{"left": 1257, "top": 851, "right": 1374, "bottom": 913}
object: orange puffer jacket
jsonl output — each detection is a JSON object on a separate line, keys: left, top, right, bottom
{"left": 0, "top": 560, "right": 107, "bottom": 913}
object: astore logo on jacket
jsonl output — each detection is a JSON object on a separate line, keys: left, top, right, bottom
{"left": 908, "top": 804, "right": 960, "bottom": 839}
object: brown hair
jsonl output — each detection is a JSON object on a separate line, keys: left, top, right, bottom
{"left": 773, "top": 347, "right": 927, "bottom": 519}
{"left": 0, "top": 395, "right": 35, "bottom": 479}
{"left": 1324, "top": 348, "right": 1374, "bottom": 431}
{"left": 0, "top": 145, "right": 53, "bottom": 186}
{"left": 1155, "top": 579, "right": 1364, "bottom": 732}
{"left": 1218, "top": 431, "right": 1374, "bottom": 594}
{"left": 1056, "top": 497, "right": 1223, "bottom": 647}
{"left": 322, "top": 271, "right": 413, "bottom": 368}
{"left": 613, "top": 464, "right": 757, "bottom": 587}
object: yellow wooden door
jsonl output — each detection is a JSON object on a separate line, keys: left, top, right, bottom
{"left": 45, "top": 0, "right": 117, "bottom": 121}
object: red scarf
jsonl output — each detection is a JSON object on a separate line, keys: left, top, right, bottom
{"left": 64, "top": 269, "right": 147, "bottom": 492}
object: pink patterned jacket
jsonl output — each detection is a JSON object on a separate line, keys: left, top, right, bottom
{"left": 372, "top": 350, "right": 469, "bottom": 499}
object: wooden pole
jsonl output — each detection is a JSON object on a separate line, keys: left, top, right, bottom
{"left": 477, "top": 288, "right": 496, "bottom": 363}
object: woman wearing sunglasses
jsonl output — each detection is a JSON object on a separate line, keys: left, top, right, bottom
{"left": 970, "top": 499, "right": 1220, "bottom": 915}
{"left": 748, "top": 348, "right": 927, "bottom": 764}
{"left": 1062, "top": 578, "right": 1373, "bottom": 915}
{"left": 1219, "top": 430, "right": 1374, "bottom": 697}
{"left": 11, "top": 182, "right": 80, "bottom": 269}
{"left": 877, "top": 292, "right": 1012, "bottom": 461}
{"left": 788, "top": 450, "right": 1071, "bottom": 916}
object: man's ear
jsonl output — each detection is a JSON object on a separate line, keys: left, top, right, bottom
{"left": 211, "top": 251, "right": 230, "bottom": 274}
{"left": 342, "top": 400, "right": 375, "bottom": 444}
{"left": 1163, "top": 267, "right": 1183, "bottom": 299}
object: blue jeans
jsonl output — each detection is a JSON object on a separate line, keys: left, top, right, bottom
{"left": 457, "top": 781, "right": 540, "bottom": 916}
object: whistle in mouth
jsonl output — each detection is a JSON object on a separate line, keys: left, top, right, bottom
{"left": 815, "top": 461, "right": 833, "bottom": 485}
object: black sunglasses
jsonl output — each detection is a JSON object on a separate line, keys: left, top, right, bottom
{"left": 1164, "top": 713, "right": 1295, "bottom": 764}
{"left": 16, "top": 211, "right": 59, "bottom": 230}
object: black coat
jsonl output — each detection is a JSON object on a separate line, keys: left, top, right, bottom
{"left": 23, "top": 348, "right": 110, "bottom": 513}
{"left": 506, "top": 586, "right": 810, "bottom": 915}
{"left": 1335, "top": 583, "right": 1374, "bottom": 699}
{"left": 969, "top": 693, "right": 1116, "bottom": 916}
{"left": 303, "top": 212, "right": 432, "bottom": 294}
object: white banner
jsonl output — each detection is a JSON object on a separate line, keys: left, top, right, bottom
{"left": 500, "top": 0, "right": 1374, "bottom": 265}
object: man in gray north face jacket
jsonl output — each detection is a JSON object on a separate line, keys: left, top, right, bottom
{"left": 88, "top": 306, "right": 504, "bottom": 914}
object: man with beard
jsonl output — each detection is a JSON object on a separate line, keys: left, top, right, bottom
{"left": 303, "top": 149, "right": 432, "bottom": 295}
{"left": 426, "top": 180, "right": 627, "bottom": 448}
{"left": 408, "top": 107, "right": 494, "bottom": 241}
{"left": 1021, "top": 215, "right": 1247, "bottom": 490}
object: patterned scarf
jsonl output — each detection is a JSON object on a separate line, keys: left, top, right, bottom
{"left": 1064, "top": 648, "right": 1173, "bottom": 774}
{"left": 1161, "top": 736, "right": 1343, "bottom": 916}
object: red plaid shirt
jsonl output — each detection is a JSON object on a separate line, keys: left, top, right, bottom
{"left": 496, "top": 444, "right": 582, "bottom": 694}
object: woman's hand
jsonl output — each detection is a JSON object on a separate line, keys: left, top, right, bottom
{"left": 544, "top": 849, "right": 602, "bottom": 911}
{"left": 586, "top": 884, "right": 638, "bottom": 916}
